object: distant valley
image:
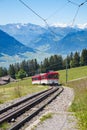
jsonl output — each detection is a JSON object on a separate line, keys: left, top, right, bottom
{"left": 0, "top": 23, "right": 87, "bottom": 67}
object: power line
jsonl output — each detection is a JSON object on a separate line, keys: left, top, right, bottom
{"left": 79, "top": 0, "right": 87, "bottom": 7}
{"left": 71, "top": 6, "right": 80, "bottom": 26}
{"left": 44, "top": 20, "right": 59, "bottom": 36}
{"left": 19, "top": 0, "right": 59, "bottom": 37}
{"left": 45, "top": 1, "right": 70, "bottom": 21}
{"left": 71, "top": 0, "right": 87, "bottom": 26}
{"left": 67, "top": 0, "right": 79, "bottom": 6}
{"left": 18, "top": 0, "right": 87, "bottom": 36}
{"left": 18, "top": 0, "right": 87, "bottom": 46}
{"left": 19, "top": 0, "right": 46, "bottom": 23}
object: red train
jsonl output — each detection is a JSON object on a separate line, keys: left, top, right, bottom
{"left": 32, "top": 71, "right": 59, "bottom": 85}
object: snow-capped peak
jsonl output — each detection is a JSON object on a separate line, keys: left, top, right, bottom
{"left": 50, "top": 22, "right": 87, "bottom": 29}
{"left": 16, "top": 25, "right": 21, "bottom": 29}
{"left": 76, "top": 23, "right": 87, "bottom": 29}
{"left": 51, "top": 23, "right": 69, "bottom": 28}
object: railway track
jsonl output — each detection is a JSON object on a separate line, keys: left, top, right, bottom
{"left": 0, "top": 86, "right": 64, "bottom": 130}
{"left": 0, "top": 88, "right": 52, "bottom": 114}
{"left": 0, "top": 88, "right": 52, "bottom": 123}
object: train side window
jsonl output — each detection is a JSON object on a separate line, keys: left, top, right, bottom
{"left": 32, "top": 77, "right": 39, "bottom": 81}
{"left": 47, "top": 75, "right": 51, "bottom": 79}
{"left": 41, "top": 75, "right": 46, "bottom": 79}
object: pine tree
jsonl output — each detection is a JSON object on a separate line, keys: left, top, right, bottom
{"left": 43, "top": 58, "right": 49, "bottom": 72}
{"left": 8, "top": 64, "right": 15, "bottom": 78}
{"left": 0, "top": 67, "right": 8, "bottom": 77}
{"left": 72, "top": 52, "right": 80, "bottom": 67}
{"left": 81, "top": 49, "right": 87, "bottom": 66}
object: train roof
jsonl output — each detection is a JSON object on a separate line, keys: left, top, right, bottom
{"left": 32, "top": 71, "right": 59, "bottom": 78}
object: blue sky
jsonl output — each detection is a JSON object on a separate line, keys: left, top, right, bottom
{"left": 0, "top": 0, "right": 87, "bottom": 26}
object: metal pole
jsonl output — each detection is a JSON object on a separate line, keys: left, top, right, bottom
{"left": 66, "top": 58, "right": 68, "bottom": 83}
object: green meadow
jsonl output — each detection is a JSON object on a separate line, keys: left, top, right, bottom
{"left": 59, "top": 65, "right": 87, "bottom": 83}
{"left": 0, "top": 78, "right": 48, "bottom": 104}
{"left": 67, "top": 78, "right": 87, "bottom": 130}
{"left": 58, "top": 65, "right": 87, "bottom": 130}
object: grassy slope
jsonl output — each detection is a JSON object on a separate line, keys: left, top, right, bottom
{"left": 0, "top": 78, "right": 48, "bottom": 104}
{"left": 59, "top": 66, "right": 87, "bottom": 83}
{"left": 67, "top": 78, "right": 87, "bottom": 130}
{"left": 58, "top": 66, "right": 87, "bottom": 130}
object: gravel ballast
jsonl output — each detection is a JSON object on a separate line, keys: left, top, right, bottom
{"left": 25, "top": 86, "right": 79, "bottom": 130}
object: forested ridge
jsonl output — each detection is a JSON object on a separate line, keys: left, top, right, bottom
{"left": 0, "top": 49, "right": 87, "bottom": 79}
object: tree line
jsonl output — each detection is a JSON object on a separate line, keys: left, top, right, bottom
{"left": 0, "top": 48, "right": 87, "bottom": 79}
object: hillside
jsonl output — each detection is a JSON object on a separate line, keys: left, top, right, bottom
{"left": 0, "top": 29, "right": 35, "bottom": 56}
{"left": 0, "top": 23, "right": 46, "bottom": 47}
{"left": 57, "top": 30, "right": 87, "bottom": 54}
{"left": 59, "top": 66, "right": 87, "bottom": 83}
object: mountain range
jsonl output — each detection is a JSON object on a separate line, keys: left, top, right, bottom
{"left": 0, "top": 23, "right": 87, "bottom": 67}
{"left": 0, "top": 23, "right": 78, "bottom": 47}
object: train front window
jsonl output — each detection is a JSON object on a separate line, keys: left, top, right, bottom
{"left": 53, "top": 74, "right": 58, "bottom": 79}
{"left": 48, "top": 74, "right": 58, "bottom": 79}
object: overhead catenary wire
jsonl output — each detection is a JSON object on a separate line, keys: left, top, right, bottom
{"left": 19, "top": 0, "right": 87, "bottom": 34}
{"left": 18, "top": 0, "right": 60, "bottom": 54}
{"left": 67, "top": 0, "right": 79, "bottom": 6}
{"left": 71, "top": 0, "right": 87, "bottom": 26}
{"left": 18, "top": 0, "right": 76, "bottom": 39}
{"left": 45, "top": 0, "right": 70, "bottom": 21}
{"left": 79, "top": 0, "right": 87, "bottom": 7}
{"left": 19, "top": 0, "right": 46, "bottom": 23}
{"left": 19, "top": 0, "right": 61, "bottom": 37}
{"left": 68, "top": 0, "right": 87, "bottom": 6}
{"left": 71, "top": 6, "right": 80, "bottom": 26}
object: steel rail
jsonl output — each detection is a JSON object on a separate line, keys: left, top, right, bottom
{"left": 9, "top": 87, "right": 64, "bottom": 130}
{"left": 0, "top": 87, "right": 53, "bottom": 120}
{"left": 0, "top": 87, "right": 59, "bottom": 124}
{"left": 0, "top": 87, "right": 52, "bottom": 114}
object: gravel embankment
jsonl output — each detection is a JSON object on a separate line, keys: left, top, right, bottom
{"left": 25, "top": 86, "right": 79, "bottom": 130}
